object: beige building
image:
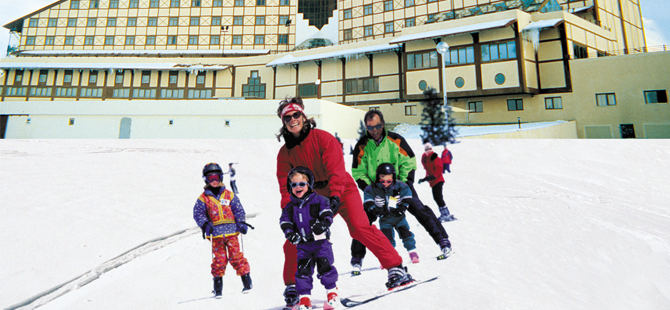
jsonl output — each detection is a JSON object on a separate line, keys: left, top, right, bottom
{"left": 1, "top": 0, "right": 668, "bottom": 139}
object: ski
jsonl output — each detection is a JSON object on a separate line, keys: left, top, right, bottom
{"left": 351, "top": 270, "right": 361, "bottom": 276}
{"left": 340, "top": 276, "right": 439, "bottom": 308}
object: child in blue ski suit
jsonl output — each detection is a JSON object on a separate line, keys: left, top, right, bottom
{"left": 363, "top": 163, "right": 419, "bottom": 263}
{"left": 280, "top": 166, "right": 339, "bottom": 310}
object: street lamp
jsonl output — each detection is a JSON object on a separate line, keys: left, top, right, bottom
{"left": 221, "top": 25, "right": 229, "bottom": 57}
{"left": 436, "top": 41, "right": 450, "bottom": 130}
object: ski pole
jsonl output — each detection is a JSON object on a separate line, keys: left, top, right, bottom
{"left": 239, "top": 221, "right": 255, "bottom": 230}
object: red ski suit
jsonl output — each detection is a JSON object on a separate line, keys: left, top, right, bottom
{"left": 277, "top": 128, "right": 402, "bottom": 285}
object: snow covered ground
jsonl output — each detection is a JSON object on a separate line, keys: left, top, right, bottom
{"left": 2, "top": 135, "right": 670, "bottom": 309}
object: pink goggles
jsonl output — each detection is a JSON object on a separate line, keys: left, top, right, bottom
{"left": 204, "top": 173, "right": 222, "bottom": 183}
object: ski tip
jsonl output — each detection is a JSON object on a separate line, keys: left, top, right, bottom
{"left": 351, "top": 271, "right": 361, "bottom": 276}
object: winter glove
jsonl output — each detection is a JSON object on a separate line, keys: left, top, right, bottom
{"left": 329, "top": 196, "right": 341, "bottom": 215}
{"left": 374, "top": 196, "right": 386, "bottom": 208}
{"left": 418, "top": 178, "right": 426, "bottom": 184}
{"left": 237, "top": 221, "right": 248, "bottom": 235}
{"left": 393, "top": 204, "right": 408, "bottom": 216}
{"left": 311, "top": 220, "right": 330, "bottom": 235}
{"left": 201, "top": 221, "right": 214, "bottom": 239}
{"left": 285, "top": 230, "right": 301, "bottom": 245}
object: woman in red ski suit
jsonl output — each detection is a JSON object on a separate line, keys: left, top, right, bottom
{"left": 275, "top": 97, "right": 411, "bottom": 307}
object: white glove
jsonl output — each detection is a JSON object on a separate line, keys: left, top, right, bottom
{"left": 374, "top": 196, "right": 386, "bottom": 208}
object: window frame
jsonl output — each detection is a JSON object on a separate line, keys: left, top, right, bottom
{"left": 545, "top": 97, "right": 563, "bottom": 110}
{"left": 507, "top": 99, "right": 523, "bottom": 111}
{"left": 644, "top": 90, "right": 668, "bottom": 104}
{"left": 468, "top": 101, "right": 483, "bottom": 113}
{"left": 364, "top": 4, "right": 373, "bottom": 15}
{"left": 596, "top": 93, "right": 616, "bottom": 107}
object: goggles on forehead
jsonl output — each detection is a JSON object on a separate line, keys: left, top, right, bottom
{"left": 203, "top": 173, "right": 222, "bottom": 183}
{"left": 290, "top": 182, "right": 308, "bottom": 188}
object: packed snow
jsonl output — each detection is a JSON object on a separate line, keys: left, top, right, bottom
{"left": 1, "top": 134, "right": 669, "bottom": 309}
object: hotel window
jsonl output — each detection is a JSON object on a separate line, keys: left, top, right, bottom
{"left": 68, "top": 18, "right": 77, "bottom": 27}
{"left": 481, "top": 41, "right": 516, "bottom": 62}
{"left": 148, "top": 18, "right": 158, "bottom": 26}
{"left": 113, "top": 89, "right": 130, "bottom": 98}
{"left": 343, "top": 29, "right": 352, "bottom": 40}
{"left": 256, "top": 16, "right": 265, "bottom": 25}
{"left": 169, "top": 72, "right": 178, "bottom": 84}
{"left": 596, "top": 93, "right": 616, "bottom": 106}
{"left": 574, "top": 43, "right": 588, "bottom": 59}
{"left": 48, "top": 18, "right": 57, "bottom": 27}
{"left": 384, "top": 0, "right": 392, "bottom": 11}
{"left": 161, "top": 89, "right": 184, "bottom": 98}
{"left": 345, "top": 77, "right": 379, "bottom": 95}
{"left": 141, "top": 72, "right": 151, "bottom": 84}
{"left": 190, "top": 17, "right": 199, "bottom": 26}
{"left": 256, "top": 0, "right": 265, "bottom": 5}
{"left": 405, "top": 0, "right": 413, "bottom": 7}
{"left": 65, "top": 36, "right": 74, "bottom": 45}
{"left": 15, "top": 72, "right": 23, "bottom": 82}
{"left": 545, "top": 97, "right": 563, "bottom": 109}
{"left": 107, "top": 18, "right": 116, "bottom": 26}
{"left": 232, "top": 35, "right": 242, "bottom": 44}
{"left": 468, "top": 101, "right": 483, "bottom": 113}
{"left": 343, "top": 9, "right": 352, "bottom": 19}
{"left": 254, "top": 35, "right": 264, "bottom": 45}
{"left": 233, "top": 16, "right": 243, "bottom": 25}
{"left": 384, "top": 22, "right": 393, "bottom": 33}
{"left": 168, "top": 36, "right": 177, "bottom": 45}
{"left": 85, "top": 36, "right": 94, "bottom": 45}
{"left": 210, "top": 35, "right": 220, "bottom": 45}
{"left": 39, "top": 72, "right": 48, "bottom": 83}
{"left": 146, "top": 36, "right": 156, "bottom": 45}
{"left": 279, "top": 15, "right": 289, "bottom": 25}
{"left": 90, "top": 0, "right": 99, "bottom": 8}
{"left": 115, "top": 74, "right": 124, "bottom": 84}
{"left": 87, "top": 18, "right": 96, "bottom": 27}
{"left": 26, "top": 37, "right": 35, "bottom": 45}
{"left": 644, "top": 90, "right": 668, "bottom": 104}
{"left": 212, "top": 16, "right": 221, "bottom": 26}
{"left": 242, "top": 71, "right": 266, "bottom": 98}
{"left": 405, "top": 18, "right": 415, "bottom": 27}
{"left": 71, "top": 0, "right": 80, "bottom": 9}
{"left": 169, "top": 17, "right": 178, "bottom": 26}
{"left": 57, "top": 88, "right": 77, "bottom": 97}
{"left": 407, "top": 51, "right": 438, "bottom": 70}
{"left": 196, "top": 74, "right": 205, "bottom": 84}
{"left": 29, "top": 19, "right": 38, "bottom": 27}
{"left": 171, "top": 0, "right": 180, "bottom": 7}
{"left": 110, "top": 0, "right": 118, "bottom": 7}
{"left": 150, "top": 0, "right": 159, "bottom": 7}
{"left": 191, "top": 0, "right": 200, "bottom": 6}
{"left": 369, "top": 106, "right": 380, "bottom": 111}
{"left": 213, "top": 0, "right": 222, "bottom": 5}
{"left": 427, "top": 14, "right": 436, "bottom": 23}
{"left": 45, "top": 36, "right": 55, "bottom": 45}
{"left": 364, "top": 5, "right": 373, "bottom": 15}
{"left": 234, "top": 0, "right": 243, "bottom": 6}
{"left": 446, "top": 46, "right": 475, "bottom": 65}
{"left": 405, "top": 105, "right": 417, "bottom": 116}
{"left": 129, "top": 0, "right": 139, "bottom": 7}
{"left": 364, "top": 26, "right": 373, "bottom": 37}
{"left": 188, "top": 89, "right": 211, "bottom": 99}
{"left": 299, "top": 84, "right": 317, "bottom": 98}
{"left": 105, "top": 36, "right": 114, "bottom": 45}
{"left": 189, "top": 36, "right": 198, "bottom": 45}
{"left": 280, "top": 0, "right": 289, "bottom": 4}
{"left": 507, "top": 99, "right": 523, "bottom": 111}
{"left": 133, "top": 89, "right": 156, "bottom": 98}
{"left": 89, "top": 72, "right": 98, "bottom": 83}
{"left": 125, "top": 36, "right": 135, "bottom": 45}
{"left": 128, "top": 18, "right": 137, "bottom": 26}
{"left": 278, "top": 34, "right": 288, "bottom": 44}
{"left": 64, "top": 71, "right": 73, "bottom": 83}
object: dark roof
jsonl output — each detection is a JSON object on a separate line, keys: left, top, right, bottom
{"left": 3, "top": 0, "right": 67, "bottom": 31}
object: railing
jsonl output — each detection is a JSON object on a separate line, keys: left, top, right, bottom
{"left": 571, "top": 45, "right": 669, "bottom": 60}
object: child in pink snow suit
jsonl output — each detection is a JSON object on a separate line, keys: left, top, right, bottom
{"left": 193, "top": 162, "right": 252, "bottom": 298}
{"left": 280, "top": 166, "right": 340, "bottom": 310}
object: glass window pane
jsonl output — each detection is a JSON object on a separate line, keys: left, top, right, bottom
{"left": 499, "top": 43, "right": 507, "bottom": 59}
{"left": 466, "top": 47, "right": 474, "bottom": 63}
{"left": 481, "top": 45, "right": 490, "bottom": 61}
{"left": 423, "top": 53, "right": 430, "bottom": 68}
{"left": 490, "top": 44, "right": 499, "bottom": 60}
{"left": 458, "top": 49, "right": 466, "bottom": 64}
{"left": 430, "top": 51, "right": 438, "bottom": 67}
{"left": 596, "top": 94, "right": 606, "bottom": 106}
{"left": 508, "top": 41, "right": 516, "bottom": 58}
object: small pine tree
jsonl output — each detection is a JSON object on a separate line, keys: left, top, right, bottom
{"left": 357, "top": 120, "right": 367, "bottom": 139}
{"left": 420, "top": 87, "right": 457, "bottom": 146}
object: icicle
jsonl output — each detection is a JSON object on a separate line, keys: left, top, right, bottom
{"left": 523, "top": 28, "right": 540, "bottom": 54}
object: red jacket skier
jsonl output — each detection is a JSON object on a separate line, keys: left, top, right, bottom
{"left": 275, "top": 97, "right": 413, "bottom": 309}
{"left": 419, "top": 143, "right": 455, "bottom": 222}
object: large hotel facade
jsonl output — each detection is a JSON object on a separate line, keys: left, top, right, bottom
{"left": 1, "top": 0, "right": 668, "bottom": 138}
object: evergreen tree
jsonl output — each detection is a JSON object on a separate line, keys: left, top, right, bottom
{"left": 357, "top": 120, "right": 367, "bottom": 139}
{"left": 420, "top": 87, "right": 457, "bottom": 146}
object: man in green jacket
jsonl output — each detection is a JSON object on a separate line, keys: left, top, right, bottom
{"left": 350, "top": 110, "right": 451, "bottom": 269}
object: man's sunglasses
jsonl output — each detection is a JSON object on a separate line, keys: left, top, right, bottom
{"left": 282, "top": 112, "right": 302, "bottom": 123}
{"left": 290, "top": 182, "right": 309, "bottom": 188}
{"left": 366, "top": 124, "right": 383, "bottom": 131}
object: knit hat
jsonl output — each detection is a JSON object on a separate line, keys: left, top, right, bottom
{"left": 280, "top": 103, "right": 304, "bottom": 119}
{"left": 424, "top": 143, "right": 433, "bottom": 151}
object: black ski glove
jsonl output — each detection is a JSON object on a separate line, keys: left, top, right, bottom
{"left": 236, "top": 221, "right": 248, "bottom": 235}
{"left": 201, "top": 221, "right": 214, "bottom": 239}
{"left": 329, "top": 196, "right": 341, "bottom": 215}
{"left": 312, "top": 220, "right": 330, "bottom": 235}
{"left": 285, "top": 230, "right": 301, "bottom": 244}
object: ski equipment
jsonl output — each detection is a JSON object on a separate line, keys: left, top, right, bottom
{"left": 341, "top": 276, "right": 439, "bottom": 308}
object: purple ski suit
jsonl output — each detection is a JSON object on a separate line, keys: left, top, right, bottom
{"left": 280, "top": 192, "right": 338, "bottom": 295}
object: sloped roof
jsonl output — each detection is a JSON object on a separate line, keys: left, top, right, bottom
{"left": 389, "top": 18, "right": 517, "bottom": 45}
{"left": 266, "top": 44, "right": 400, "bottom": 67}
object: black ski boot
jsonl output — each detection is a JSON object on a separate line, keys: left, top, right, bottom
{"left": 386, "top": 266, "right": 414, "bottom": 290}
{"left": 283, "top": 284, "right": 299, "bottom": 308}
{"left": 241, "top": 273, "right": 253, "bottom": 293}
{"left": 213, "top": 276, "right": 223, "bottom": 299}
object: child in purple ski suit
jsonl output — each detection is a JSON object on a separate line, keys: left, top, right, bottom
{"left": 280, "top": 166, "right": 339, "bottom": 310}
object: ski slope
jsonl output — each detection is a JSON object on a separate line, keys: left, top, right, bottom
{"left": 1, "top": 138, "right": 669, "bottom": 309}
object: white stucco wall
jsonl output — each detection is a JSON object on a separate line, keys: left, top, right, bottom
{"left": 1, "top": 99, "right": 366, "bottom": 139}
